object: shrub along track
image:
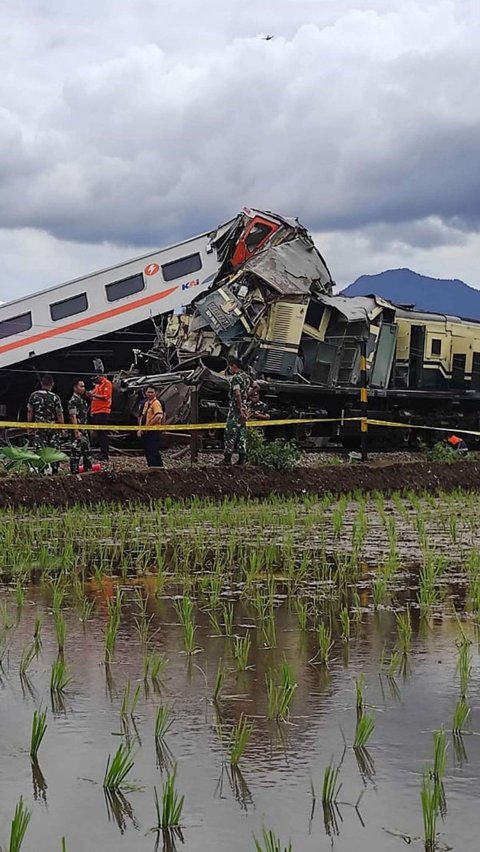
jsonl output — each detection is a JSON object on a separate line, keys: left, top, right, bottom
{"left": 2, "top": 460, "right": 480, "bottom": 507}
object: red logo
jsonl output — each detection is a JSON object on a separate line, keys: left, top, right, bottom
{"left": 144, "top": 263, "right": 160, "bottom": 276}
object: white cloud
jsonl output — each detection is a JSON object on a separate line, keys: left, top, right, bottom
{"left": 320, "top": 219, "right": 480, "bottom": 288}
{"left": 0, "top": 0, "right": 479, "bottom": 300}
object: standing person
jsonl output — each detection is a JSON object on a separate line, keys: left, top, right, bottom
{"left": 247, "top": 382, "right": 270, "bottom": 421}
{"left": 224, "top": 357, "right": 250, "bottom": 466}
{"left": 68, "top": 379, "right": 92, "bottom": 474}
{"left": 87, "top": 371, "right": 113, "bottom": 462}
{"left": 137, "top": 385, "right": 164, "bottom": 467}
{"left": 27, "top": 374, "right": 64, "bottom": 473}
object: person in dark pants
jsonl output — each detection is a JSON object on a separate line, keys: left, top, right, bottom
{"left": 87, "top": 371, "right": 113, "bottom": 462}
{"left": 137, "top": 385, "right": 164, "bottom": 467}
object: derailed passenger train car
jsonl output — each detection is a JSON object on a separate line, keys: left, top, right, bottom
{"left": 1, "top": 207, "right": 480, "bottom": 446}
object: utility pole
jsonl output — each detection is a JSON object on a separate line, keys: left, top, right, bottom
{"left": 190, "top": 384, "right": 199, "bottom": 464}
{"left": 360, "top": 338, "right": 368, "bottom": 462}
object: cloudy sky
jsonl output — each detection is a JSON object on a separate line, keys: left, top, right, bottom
{"left": 0, "top": 0, "right": 479, "bottom": 302}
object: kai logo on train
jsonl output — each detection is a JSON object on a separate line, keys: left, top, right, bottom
{"left": 181, "top": 278, "right": 200, "bottom": 291}
{"left": 144, "top": 263, "right": 160, "bottom": 276}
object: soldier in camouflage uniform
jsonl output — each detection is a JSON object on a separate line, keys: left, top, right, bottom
{"left": 247, "top": 382, "right": 270, "bottom": 422}
{"left": 27, "top": 375, "right": 64, "bottom": 473}
{"left": 68, "top": 379, "right": 92, "bottom": 474}
{"left": 224, "top": 357, "right": 250, "bottom": 465}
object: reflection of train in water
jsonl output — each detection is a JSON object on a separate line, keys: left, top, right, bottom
{"left": 0, "top": 207, "right": 479, "bottom": 446}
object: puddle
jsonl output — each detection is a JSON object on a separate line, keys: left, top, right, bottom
{"left": 0, "top": 580, "right": 479, "bottom": 852}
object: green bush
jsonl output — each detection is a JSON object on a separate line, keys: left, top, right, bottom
{"left": 425, "top": 441, "right": 462, "bottom": 463}
{"left": 0, "top": 446, "right": 68, "bottom": 474}
{"left": 246, "top": 429, "right": 300, "bottom": 470}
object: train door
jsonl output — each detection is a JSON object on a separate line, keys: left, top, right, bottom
{"left": 452, "top": 353, "right": 466, "bottom": 389}
{"left": 370, "top": 323, "right": 397, "bottom": 388}
{"left": 408, "top": 325, "right": 425, "bottom": 388}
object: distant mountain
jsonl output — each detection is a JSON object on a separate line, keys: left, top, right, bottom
{"left": 341, "top": 268, "right": 480, "bottom": 320}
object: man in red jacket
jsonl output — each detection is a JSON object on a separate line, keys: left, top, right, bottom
{"left": 87, "top": 371, "right": 113, "bottom": 462}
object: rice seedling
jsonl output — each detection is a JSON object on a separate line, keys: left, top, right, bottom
{"left": 418, "top": 559, "right": 441, "bottom": 616}
{"left": 386, "top": 650, "right": 401, "bottom": 680}
{"left": 233, "top": 633, "right": 252, "bottom": 672}
{"left": 452, "top": 697, "right": 470, "bottom": 734}
{"left": 420, "top": 769, "right": 439, "bottom": 851}
{"left": 19, "top": 643, "right": 36, "bottom": 679}
{"left": 432, "top": 728, "right": 447, "bottom": 779}
{"left": 372, "top": 572, "right": 388, "bottom": 609}
{"left": 353, "top": 713, "right": 374, "bottom": 750}
{"left": 120, "top": 680, "right": 141, "bottom": 724}
{"left": 53, "top": 611, "right": 66, "bottom": 654}
{"left": 182, "top": 620, "right": 198, "bottom": 655}
{"left": 355, "top": 673, "right": 366, "bottom": 715}
{"left": 50, "top": 658, "right": 71, "bottom": 693}
{"left": 51, "top": 579, "right": 65, "bottom": 613}
{"left": 30, "top": 708, "right": 47, "bottom": 761}
{"left": 262, "top": 611, "right": 277, "bottom": 648}
{"left": 227, "top": 714, "right": 254, "bottom": 768}
{"left": 154, "top": 705, "right": 173, "bottom": 740}
{"left": 321, "top": 760, "right": 342, "bottom": 804}
{"left": 33, "top": 614, "right": 42, "bottom": 655}
{"left": 294, "top": 598, "right": 309, "bottom": 631}
{"left": 143, "top": 652, "right": 167, "bottom": 684}
{"left": 15, "top": 579, "right": 25, "bottom": 610}
{"left": 339, "top": 608, "right": 350, "bottom": 643}
{"left": 331, "top": 497, "right": 347, "bottom": 539}
{"left": 222, "top": 602, "right": 234, "bottom": 636}
{"left": 153, "top": 768, "right": 184, "bottom": 828}
{"left": 208, "top": 608, "right": 222, "bottom": 635}
{"left": 134, "top": 611, "right": 154, "bottom": 647}
{"left": 266, "top": 661, "right": 297, "bottom": 721}
{"left": 103, "top": 743, "right": 135, "bottom": 791}
{"left": 316, "top": 623, "right": 333, "bottom": 666}
{"left": 396, "top": 608, "right": 412, "bottom": 657}
{"left": 457, "top": 637, "right": 472, "bottom": 697}
{"left": 213, "top": 658, "right": 225, "bottom": 703}
{"left": 254, "top": 827, "right": 293, "bottom": 852}
{"left": 0, "top": 600, "right": 14, "bottom": 632}
{"left": 2, "top": 797, "right": 31, "bottom": 852}
{"left": 104, "top": 604, "right": 121, "bottom": 663}
{"left": 174, "top": 595, "right": 194, "bottom": 628}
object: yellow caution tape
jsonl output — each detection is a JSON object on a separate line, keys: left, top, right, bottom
{"left": 0, "top": 416, "right": 478, "bottom": 436}
{"left": 367, "top": 419, "right": 480, "bottom": 438}
{"left": 0, "top": 416, "right": 362, "bottom": 432}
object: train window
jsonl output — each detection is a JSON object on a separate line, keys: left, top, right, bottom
{"left": 472, "top": 352, "right": 480, "bottom": 391}
{"left": 0, "top": 312, "right": 32, "bottom": 339}
{"left": 162, "top": 252, "right": 202, "bottom": 282}
{"left": 431, "top": 338, "right": 442, "bottom": 356}
{"left": 245, "top": 222, "right": 273, "bottom": 252}
{"left": 106, "top": 273, "right": 145, "bottom": 302}
{"left": 50, "top": 293, "right": 88, "bottom": 321}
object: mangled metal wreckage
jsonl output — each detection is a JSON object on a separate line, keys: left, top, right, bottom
{"left": 118, "top": 211, "right": 400, "bottom": 444}
{"left": 2, "top": 205, "right": 477, "bottom": 446}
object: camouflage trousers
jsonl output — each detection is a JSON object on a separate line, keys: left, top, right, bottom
{"left": 33, "top": 429, "right": 61, "bottom": 473}
{"left": 224, "top": 417, "right": 247, "bottom": 457}
{"left": 33, "top": 429, "right": 60, "bottom": 450}
{"left": 70, "top": 433, "right": 92, "bottom": 474}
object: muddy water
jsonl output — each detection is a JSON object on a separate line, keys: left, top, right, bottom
{"left": 0, "top": 583, "right": 479, "bottom": 852}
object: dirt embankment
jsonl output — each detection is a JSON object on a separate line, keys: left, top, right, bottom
{"left": 2, "top": 461, "right": 480, "bottom": 508}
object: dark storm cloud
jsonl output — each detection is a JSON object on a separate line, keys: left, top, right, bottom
{"left": 0, "top": 0, "right": 479, "bottom": 298}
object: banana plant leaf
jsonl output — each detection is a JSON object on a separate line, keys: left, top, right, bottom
{"left": 35, "top": 447, "right": 69, "bottom": 466}
{"left": 0, "top": 445, "right": 69, "bottom": 473}
{"left": 0, "top": 447, "right": 40, "bottom": 462}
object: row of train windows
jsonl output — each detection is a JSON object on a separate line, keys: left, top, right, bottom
{"left": 0, "top": 252, "right": 202, "bottom": 339}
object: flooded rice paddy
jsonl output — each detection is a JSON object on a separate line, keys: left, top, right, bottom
{"left": 1, "top": 490, "right": 480, "bottom": 852}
